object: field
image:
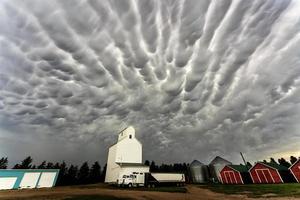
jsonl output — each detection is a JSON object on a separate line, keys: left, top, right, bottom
{"left": 200, "top": 183, "right": 300, "bottom": 198}
{"left": 0, "top": 183, "right": 300, "bottom": 200}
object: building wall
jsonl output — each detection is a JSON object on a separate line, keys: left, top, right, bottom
{"left": 115, "top": 138, "right": 142, "bottom": 164}
{"left": 250, "top": 163, "right": 282, "bottom": 184}
{"left": 220, "top": 166, "right": 243, "bottom": 184}
{"left": 0, "top": 170, "right": 59, "bottom": 190}
{"left": 290, "top": 161, "right": 300, "bottom": 183}
{"left": 105, "top": 126, "right": 144, "bottom": 183}
{"left": 105, "top": 144, "right": 120, "bottom": 183}
{"left": 189, "top": 165, "right": 209, "bottom": 183}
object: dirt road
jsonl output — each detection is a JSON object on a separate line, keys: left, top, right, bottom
{"left": 0, "top": 185, "right": 299, "bottom": 200}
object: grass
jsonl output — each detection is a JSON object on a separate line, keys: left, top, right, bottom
{"left": 72, "top": 183, "right": 187, "bottom": 193}
{"left": 201, "top": 183, "right": 300, "bottom": 198}
{"left": 63, "top": 195, "right": 133, "bottom": 200}
{"left": 105, "top": 185, "right": 187, "bottom": 193}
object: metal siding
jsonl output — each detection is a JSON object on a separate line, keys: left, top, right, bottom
{"left": 37, "top": 172, "right": 57, "bottom": 188}
{"left": 0, "top": 171, "right": 25, "bottom": 189}
{"left": 0, "top": 170, "right": 59, "bottom": 190}
{"left": 189, "top": 161, "right": 209, "bottom": 183}
{"left": 52, "top": 171, "right": 59, "bottom": 187}
{"left": 19, "top": 172, "right": 41, "bottom": 189}
{"left": 0, "top": 177, "right": 17, "bottom": 190}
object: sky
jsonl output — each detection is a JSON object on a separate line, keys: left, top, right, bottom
{"left": 0, "top": 0, "right": 300, "bottom": 167}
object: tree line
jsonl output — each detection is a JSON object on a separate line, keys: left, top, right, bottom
{"left": 0, "top": 155, "right": 298, "bottom": 186}
{"left": 0, "top": 156, "right": 106, "bottom": 186}
{"left": 261, "top": 156, "right": 299, "bottom": 168}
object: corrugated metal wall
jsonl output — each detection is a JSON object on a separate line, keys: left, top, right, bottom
{"left": 0, "top": 169, "right": 59, "bottom": 190}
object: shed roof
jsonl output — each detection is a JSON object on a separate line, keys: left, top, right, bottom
{"left": 289, "top": 158, "right": 300, "bottom": 169}
{"left": 257, "top": 162, "right": 288, "bottom": 171}
{"left": 227, "top": 165, "right": 249, "bottom": 173}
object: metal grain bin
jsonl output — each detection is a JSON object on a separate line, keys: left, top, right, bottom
{"left": 189, "top": 160, "right": 209, "bottom": 183}
{"left": 209, "top": 156, "right": 232, "bottom": 183}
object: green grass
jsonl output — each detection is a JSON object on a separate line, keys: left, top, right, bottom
{"left": 113, "top": 186, "right": 187, "bottom": 193}
{"left": 71, "top": 183, "right": 187, "bottom": 193}
{"left": 64, "top": 195, "right": 132, "bottom": 200}
{"left": 200, "top": 183, "right": 300, "bottom": 198}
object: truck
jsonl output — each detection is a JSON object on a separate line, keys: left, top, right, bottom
{"left": 117, "top": 172, "right": 185, "bottom": 187}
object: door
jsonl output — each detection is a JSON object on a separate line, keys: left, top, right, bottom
{"left": 136, "top": 173, "right": 145, "bottom": 185}
{"left": 0, "top": 177, "right": 17, "bottom": 190}
{"left": 224, "top": 172, "right": 232, "bottom": 184}
{"left": 262, "top": 169, "right": 274, "bottom": 183}
{"left": 19, "top": 172, "right": 40, "bottom": 189}
{"left": 37, "top": 172, "right": 57, "bottom": 188}
{"left": 229, "top": 171, "right": 237, "bottom": 184}
{"left": 256, "top": 169, "right": 274, "bottom": 183}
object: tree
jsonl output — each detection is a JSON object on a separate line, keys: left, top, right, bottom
{"left": 56, "top": 161, "right": 68, "bottom": 186}
{"left": 37, "top": 161, "right": 46, "bottom": 169}
{"left": 290, "top": 156, "right": 298, "bottom": 164}
{"left": 46, "top": 162, "right": 54, "bottom": 169}
{"left": 0, "top": 157, "right": 8, "bottom": 169}
{"left": 78, "top": 162, "right": 90, "bottom": 184}
{"left": 270, "top": 157, "right": 277, "bottom": 164}
{"left": 246, "top": 162, "right": 252, "bottom": 168}
{"left": 150, "top": 161, "right": 158, "bottom": 172}
{"left": 144, "top": 160, "right": 150, "bottom": 166}
{"left": 89, "top": 162, "right": 101, "bottom": 183}
{"left": 65, "top": 165, "right": 78, "bottom": 185}
{"left": 100, "top": 163, "right": 107, "bottom": 182}
{"left": 14, "top": 156, "right": 33, "bottom": 169}
{"left": 278, "top": 158, "right": 291, "bottom": 168}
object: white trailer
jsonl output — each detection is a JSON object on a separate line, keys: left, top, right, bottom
{"left": 117, "top": 172, "right": 185, "bottom": 187}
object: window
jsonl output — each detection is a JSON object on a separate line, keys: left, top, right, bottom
{"left": 123, "top": 175, "right": 126, "bottom": 178}
{"left": 129, "top": 135, "right": 132, "bottom": 139}
{"left": 140, "top": 173, "right": 143, "bottom": 175}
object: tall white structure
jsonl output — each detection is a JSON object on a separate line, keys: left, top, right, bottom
{"left": 105, "top": 126, "right": 149, "bottom": 183}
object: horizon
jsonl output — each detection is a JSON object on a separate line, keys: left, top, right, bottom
{"left": 0, "top": 0, "right": 300, "bottom": 167}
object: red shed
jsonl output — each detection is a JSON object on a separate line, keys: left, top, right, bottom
{"left": 249, "top": 162, "right": 293, "bottom": 184}
{"left": 289, "top": 159, "right": 300, "bottom": 183}
{"left": 220, "top": 165, "right": 252, "bottom": 184}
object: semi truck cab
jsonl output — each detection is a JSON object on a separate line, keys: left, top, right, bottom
{"left": 117, "top": 172, "right": 185, "bottom": 187}
{"left": 117, "top": 173, "right": 145, "bottom": 187}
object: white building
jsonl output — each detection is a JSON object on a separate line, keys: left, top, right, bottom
{"left": 105, "top": 126, "right": 149, "bottom": 183}
{"left": 0, "top": 169, "right": 59, "bottom": 190}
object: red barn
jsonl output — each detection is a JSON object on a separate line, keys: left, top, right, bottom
{"left": 220, "top": 165, "right": 252, "bottom": 184}
{"left": 249, "top": 162, "right": 295, "bottom": 184}
{"left": 289, "top": 159, "right": 300, "bottom": 183}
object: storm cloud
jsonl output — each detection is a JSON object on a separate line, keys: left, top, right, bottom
{"left": 0, "top": 0, "right": 300, "bottom": 165}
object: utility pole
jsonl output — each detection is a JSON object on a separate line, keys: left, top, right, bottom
{"left": 240, "top": 152, "right": 248, "bottom": 168}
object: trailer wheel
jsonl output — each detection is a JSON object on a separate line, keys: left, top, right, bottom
{"left": 151, "top": 184, "right": 155, "bottom": 188}
{"left": 128, "top": 183, "right": 132, "bottom": 188}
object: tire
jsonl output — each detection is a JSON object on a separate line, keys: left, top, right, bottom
{"left": 128, "top": 183, "right": 132, "bottom": 188}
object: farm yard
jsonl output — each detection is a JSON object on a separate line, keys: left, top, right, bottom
{"left": 0, "top": 184, "right": 300, "bottom": 200}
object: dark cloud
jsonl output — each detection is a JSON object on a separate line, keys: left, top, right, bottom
{"left": 0, "top": 0, "right": 300, "bottom": 165}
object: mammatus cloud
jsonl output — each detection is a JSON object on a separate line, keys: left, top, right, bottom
{"left": 0, "top": 0, "right": 300, "bottom": 165}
